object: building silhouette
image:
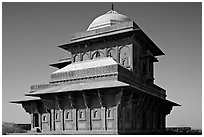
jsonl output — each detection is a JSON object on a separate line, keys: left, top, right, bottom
{"left": 11, "top": 7, "right": 179, "bottom": 134}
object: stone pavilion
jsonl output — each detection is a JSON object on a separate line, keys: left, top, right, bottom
{"left": 11, "top": 7, "right": 180, "bottom": 134}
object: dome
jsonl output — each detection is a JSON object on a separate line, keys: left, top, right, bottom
{"left": 87, "top": 10, "right": 131, "bottom": 31}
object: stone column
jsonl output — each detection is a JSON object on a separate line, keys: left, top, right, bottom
{"left": 114, "top": 106, "right": 119, "bottom": 130}
{"left": 116, "top": 45, "right": 119, "bottom": 63}
{"left": 161, "top": 114, "right": 166, "bottom": 130}
{"left": 130, "top": 43, "right": 133, "bottom": 70}
{"left": 101, "top": 107, "right": 106, "bottom": 130}
{"left": 105, "top": 47, "right": 108, "bottom": 57}
{"left": 39, "top": 114, "right": 42, "bottom": 130}
{"left": 51, "top": 109, "right": 55, "bottom": 131}
{"left": 146, "top": 58, "right": 150, "bottom": 75}
{"left": 135, "top": 108, "right": 141, "bottom": 130}
{"left": 31, "top": 113, "right": 34, "bottom": 130}
{"left": 79, "top": 52, "right": 82, "bottom": 61}
{"left": 71, "top": 53, "right": 74, "bottom": 63}
{"left": 72, "top": 109, "right": 77, "bottom": 131}
{"left": 86, "top": 108, "right": 91, "bottom": 130}
{"left": 69, "top": 94, "right": 77, "bottom": 131}
{"left": 60, "top": 110, "right": 64, "bottom": 131}
{"left": 82, "top": 91, "right": 91, "bottom": 131}
{"left": 146, "top": 111, "right": 150, "bottom": 130}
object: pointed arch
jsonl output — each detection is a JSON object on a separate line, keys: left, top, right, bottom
{"left": 82, "top": 53, "right": 89, "bottom": 61}
{"left": 92, "top": 51, "right": 104, "bottom": 59}
{"left": 107, "top": 48, "right": 116, "bottom": 60}
{"left": 74, "top": 54, "right": 80, "bottom": 62}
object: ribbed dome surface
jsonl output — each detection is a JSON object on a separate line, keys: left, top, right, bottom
{"left": 87, "top": 10, "right": 131, "bottom": 31}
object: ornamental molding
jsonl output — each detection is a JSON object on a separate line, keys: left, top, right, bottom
{"left": 51, "top": 64, "right": 117, "bottom": 82}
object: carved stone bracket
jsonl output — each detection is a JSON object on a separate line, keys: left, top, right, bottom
{"left": 41, "top": 98, "right": 55, "bottom": 111}
{"left": 55, "top": 94, "right": 62, "bottom": 110}
{"left": 161, "top": 101, "right": 173, "bottom": 115}
{"left": 128, "top": 90, "right": 134, "bottom": 105}
{"left": 83, "top": 92, "right": 91, "bottom": 108}
{"left": 138, "top": 93, "right": 146, "bottom": 109}
{"left": 97, "top": 90, "right": 104, "bottom": 107}
{"left": 22, "top": 102, "right": 32, "bottom": 114}
{"left": 69, "top": 94, "right": 76, "bottom": 109}
{"left": 35, "top": 101, "right": 46, "bottom": 114}
{"left": 116, "top": 88, "right": 123, "bottom": 106}
{"left": 132, "top": 91, "right": 143, "bottom": 108}
{"left": 166, "top": 105, "right": 173, "bottom": 115}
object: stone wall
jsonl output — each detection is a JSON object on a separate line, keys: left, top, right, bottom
{"left": 27, "top": 87, "right": 172, "bottom": 133}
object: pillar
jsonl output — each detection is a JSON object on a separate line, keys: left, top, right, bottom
{"left": 39, "top": 113, "right": 42, "bottom": 130}
{"left": 31, "top": 113, "right": 34, "bottom": 130}
{"left": 116, "top": 45, "right": 119, "bottom": 63}
{"left": 86, "top": 108, "right": 91, "bottom": 130}
{"left": 101, "top": 107, "right": 106, "bottom": 130}
{"left": 72, "top": 109, "right": 76, "bottom": 130}
{"left": 161, "top": 114, "right": 166, "bottom": 130}
{"left": 51, "top": 109, "right": 55, "bottom": 131}
{"left": 60, "top": 110, "right": 64, "bottom": 131}
{"left": 114, "top": 106, "right": 119, "bottom": 130}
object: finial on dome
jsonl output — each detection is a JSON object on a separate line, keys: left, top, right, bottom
{"left": 111, "top": 3, "right": 114, "bottom": 10}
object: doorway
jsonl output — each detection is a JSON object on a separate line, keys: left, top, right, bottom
{"left": 33, "top": 113, "right": 39, "bottom": 127}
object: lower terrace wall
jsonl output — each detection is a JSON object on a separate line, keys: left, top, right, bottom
{"left": 32, "top": 106, "right": 166, "bottom": 133}
{"left": 35, "top": 106, "right": 118, "bottom": 132}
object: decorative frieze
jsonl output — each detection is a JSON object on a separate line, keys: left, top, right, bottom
{"left": 51, "top": 65, "right": 117, "bottom": 82}
{"left": 30, "top": 83, "right": 60, "bottom": 93}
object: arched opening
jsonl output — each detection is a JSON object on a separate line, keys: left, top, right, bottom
{"left": 94, "top": 110, "right": 98, "bottom": 118}
{"left": 79, "top": 111, "right": 83, "bottom": 119}
{"left": 92, "top": 51, "right": 104, "bottom": 59}
{"left": 65, "top": 111, "right": 69, "bottom": 119}
{"left": 107, "top": 48, "right": 116, "bottom": 60}
{"left": 119, "top": 46, "right": 130, "bottom": 67}
{"left": 82, "top": 53, "right": 89, "bottom": 61}
{"left": 74, "top": 54, "right": 80, "bottom": 62}
{"left": 34, "top": 113, "right": 39, "bottom": 127}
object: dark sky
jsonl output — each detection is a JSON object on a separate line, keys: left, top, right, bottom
{"left": 2, "top": 2, "right": 202, "bottom": 129}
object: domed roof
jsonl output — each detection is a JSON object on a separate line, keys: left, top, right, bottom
{"left": 87, "top": 10, "right": 131, "bottom": 31}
